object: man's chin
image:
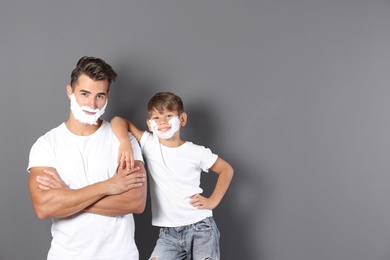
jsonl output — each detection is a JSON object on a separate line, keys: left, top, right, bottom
{"left": 76, "top": 118, "right": 100, "bottom": 125}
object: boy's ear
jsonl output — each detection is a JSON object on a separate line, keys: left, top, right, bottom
{"left": 180, "top": 112, "right": 187, "bottom": 127}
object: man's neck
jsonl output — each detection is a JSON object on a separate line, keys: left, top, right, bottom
{"left": 65, "top": 113, "right": 103, "bottom": 136}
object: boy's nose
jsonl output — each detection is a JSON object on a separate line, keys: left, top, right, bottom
{"left": 158, "top": 119, "right": 167, "bottom": 125}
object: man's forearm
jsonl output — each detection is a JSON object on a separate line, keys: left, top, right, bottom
{"left": 83, "top": 185, "right": 146, "bottom": 216}
{"left": 83, "top": 161, "right": 147, "bottom": 216}
{"left": 30, "top": 180, "right": 112, "bottom": 219}
{"left": 29, "top": 164, "right": 146, "bottom": 219}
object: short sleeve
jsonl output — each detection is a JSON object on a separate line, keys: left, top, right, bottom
{"left": 199, "top": 147, "right": 218, "bottom": 172}
{"left": 129, "top": 132, "right": 143, "bottom": 162}
{"left": 27, "top": 136, "right": 57, "bottom": 173}
{"left": 139, "top": 131, "right": 153, "bottom": 151}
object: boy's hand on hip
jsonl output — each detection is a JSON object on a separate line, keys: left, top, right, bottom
{"left": 190, "top": 194, "right": 218, "bottom": 210}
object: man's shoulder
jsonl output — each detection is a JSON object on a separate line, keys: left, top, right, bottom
{"left": 37, "top": 123, "right": 65, "bottom": 139}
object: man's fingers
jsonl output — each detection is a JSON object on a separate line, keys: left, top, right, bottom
{"left": 42, "top": 169, "right": 63, "bottom": 183}
{"left": 36, "top": 175, "right": 61, "bottom": 189}
{"left": 127, "top": 166, "right": 140, "bottom": 174}
{"left": 126, "top": 173, "right": 146, "bottom": 186}
{"left": 43, "top": 169, "right": 57, "bottom": 176}
{"left": 38, "top": 185, "right": 50, "bottom": 190}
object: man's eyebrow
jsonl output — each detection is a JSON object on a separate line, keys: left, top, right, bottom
{"left": 79, "top": 90, "right": 107, "bottom": 96}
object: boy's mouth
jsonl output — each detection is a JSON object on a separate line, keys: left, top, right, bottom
{"left": 158, "top": 126, "right": 171, "bottom": 132}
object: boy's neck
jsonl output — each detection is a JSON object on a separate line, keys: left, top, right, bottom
{"left": 158, "top": 134, "right": 185, "bottom": 148}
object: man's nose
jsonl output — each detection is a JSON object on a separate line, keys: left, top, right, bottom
{"left": 86, "top": 97, "right": 97, "bottom": 109}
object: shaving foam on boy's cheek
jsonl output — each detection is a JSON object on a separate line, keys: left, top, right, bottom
{"left": 148, "top": 119, "right": 159, "bottom": 132}
{"left": 149, "top": 116, "right": 181, "bottom": 139}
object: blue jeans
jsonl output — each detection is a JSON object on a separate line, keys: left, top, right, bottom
{"left": 149, "top": 217, "right": 220, "bottom": 260}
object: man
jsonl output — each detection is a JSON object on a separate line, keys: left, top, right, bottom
{"left": 27, "top": 56, "right": 147, "bottom": 260}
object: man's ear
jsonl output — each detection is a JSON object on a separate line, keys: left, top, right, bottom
{"left": 66, "top": 85, "right": 73, "bottom": 98}
{"left": 180, "top": 112, "right": 187, "bottom": 127}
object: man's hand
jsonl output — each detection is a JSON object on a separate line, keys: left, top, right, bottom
{"left": 189, "top": 194, "right": 218, "bottom": 210}
{"left": 104, "top": 166, "right": 146, "bottom": 195}
{"left": 117, "top": 139, "right": 134, "bottom": 171}
{"left": 36, "top": 169, "right": 69, "bottom": 190}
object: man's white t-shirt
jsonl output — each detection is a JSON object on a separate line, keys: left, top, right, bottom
{"left": 140, "top": 132, "right": 218, "bottom": 227}
{"left": 27, "top": 121, "right": 143, "bottom": 260}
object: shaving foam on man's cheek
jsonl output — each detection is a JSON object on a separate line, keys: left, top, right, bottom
{"left": 149, "top": 116, "right": 181, "bottom": 139}
{"left": 70, "top": 94, "right": 107, "bottom": 125}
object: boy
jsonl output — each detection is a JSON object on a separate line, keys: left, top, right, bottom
{"left": 111, "top": 91, "right": 233, "bottom": 260}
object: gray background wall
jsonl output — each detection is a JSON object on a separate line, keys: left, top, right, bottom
{"left": 1, "top": 0, "right": 390, "bottom": 259}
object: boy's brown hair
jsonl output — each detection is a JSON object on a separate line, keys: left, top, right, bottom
{"left": 147, "top": 92, "right": 184, "bottom": 117}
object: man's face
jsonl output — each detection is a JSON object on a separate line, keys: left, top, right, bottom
{"left": 67, "top": 74, "right": 109, "bottom": 125}
{"left": 70, "top": 74, "right": 109, "bottom": 109}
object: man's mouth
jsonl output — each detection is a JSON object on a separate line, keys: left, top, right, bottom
{"left": 83, "top": 110, "right": 96, "bottom": 115}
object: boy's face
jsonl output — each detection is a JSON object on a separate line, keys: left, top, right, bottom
{"left": 147, "top": 109, "right": 187, "bottom": 139}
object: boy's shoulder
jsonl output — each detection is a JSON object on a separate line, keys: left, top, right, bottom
{"left": 178, "top": 141, "right": 214, "bottom": 154}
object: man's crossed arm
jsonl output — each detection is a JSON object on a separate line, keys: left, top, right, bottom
{"left": 28, "top": 161, "right": 147, "bottom": 219}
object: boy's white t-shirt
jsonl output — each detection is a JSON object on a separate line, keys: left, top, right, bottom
{"left": 140, "top": 131, "right": 218, "bottom": 227}
{"left": 27, "top": 121, "right": 143, "bottom": 260}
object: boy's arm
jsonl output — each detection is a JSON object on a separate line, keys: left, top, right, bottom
{"left": 111, "top": 116, "right": 145, "bottom": 170}
{"left": 190, "top": 157, "right": 234, "bottom": 210}
{"left": 111, "top": 116, "right": 144, "bottom": 141}
{"left": 29, "top": 165, "right": 145, "bottom": 219}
